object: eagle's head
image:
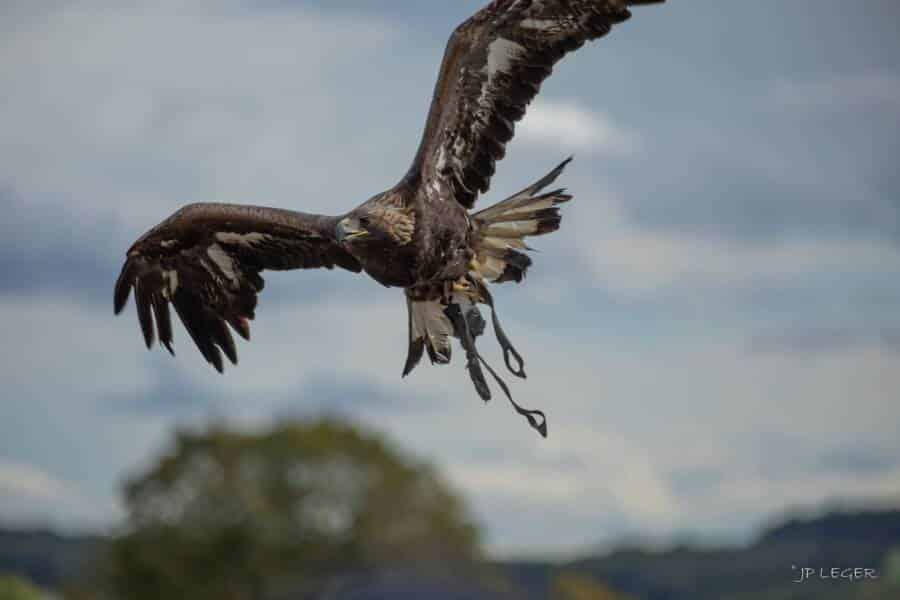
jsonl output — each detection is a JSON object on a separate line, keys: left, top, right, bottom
{"left": 335, "top": 200, "right": 414, "bottom": 255}
{"left": 335, "top": 215, "right": 377, "bottom": 246}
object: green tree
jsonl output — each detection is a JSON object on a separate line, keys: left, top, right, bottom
{"left": 0, "top": 574, "right": 44, "bottom": 600}
{"left": 99, "top": 420, "right": 481, "bottom": 600}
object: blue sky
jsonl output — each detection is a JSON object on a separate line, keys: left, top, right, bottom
{"left": 2, "top": 0, "right": 899, "bottom": 558}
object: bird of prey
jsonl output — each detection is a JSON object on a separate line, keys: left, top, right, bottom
{"left": 114, "top": 0, "right": 665, "bottom": 437}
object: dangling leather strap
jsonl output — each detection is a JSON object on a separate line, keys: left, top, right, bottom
{"left": 445, "top": 302, "right": 547, "bottom": 438}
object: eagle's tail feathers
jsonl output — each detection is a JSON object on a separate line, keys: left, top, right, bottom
{"left": 479, "top": 246, "right": 533, "bottom": 284}
{"left": 472, "top": 159, "right": 573, "bottom": 284}
{"left": 472, "top": 157, "right": 572, "bottom": 221}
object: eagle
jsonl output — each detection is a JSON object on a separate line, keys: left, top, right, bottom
{"left": 114, "top": 0, "right": 665, "bottom": 437}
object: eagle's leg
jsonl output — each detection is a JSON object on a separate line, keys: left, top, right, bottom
{"left": 445, "top": 302, "right": 491, "bottom": 402}
{"left": 451, "top": 277, "right": 486, "bottom": 338}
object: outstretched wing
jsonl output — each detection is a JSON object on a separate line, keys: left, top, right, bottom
{"left": 405, "top": 0, "right": 663, "bottom": 208}
{"left": 113, "top": 203, "right": 361, "bottom": 372}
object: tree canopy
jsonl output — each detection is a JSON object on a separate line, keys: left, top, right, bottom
{"left": 0, "top": 574, "right": 45, "bottom": 600}
{"left": 96, "top": 420, "right": 481, "bottom": 600}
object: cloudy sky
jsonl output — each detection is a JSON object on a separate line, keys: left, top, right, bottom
{"left": 2, "top": 0, "right": 899, "bottom": 558}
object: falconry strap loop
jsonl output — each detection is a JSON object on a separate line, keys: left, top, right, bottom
{"left": 471, "top": 277, "right": 527, "bottom": 379}
{"left": 475, "top": 347, "right": 548, "bottom": 439}
{"left": 445, "top": 302, "right": 547, "bottom": 438}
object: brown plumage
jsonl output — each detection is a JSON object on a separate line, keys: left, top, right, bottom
{"left": 114, "top": 0, "right": 665, "bottom": 437}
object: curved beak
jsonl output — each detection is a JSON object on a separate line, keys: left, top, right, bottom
{"left": 336, "top": 218, "right": 369, "bottom": 243}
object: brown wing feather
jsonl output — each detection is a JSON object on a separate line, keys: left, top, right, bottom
{"left": 113, "top": 203, "right": 361, "bottom": 372}
{"left": 404, "top": 0, "right": 664, "bottom": 208}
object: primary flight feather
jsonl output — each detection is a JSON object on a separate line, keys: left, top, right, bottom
{"left": 114, "top": 0, "right": 666, "bottom": 437}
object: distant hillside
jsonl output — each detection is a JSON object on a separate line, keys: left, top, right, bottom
{"left": 500, "top": 509, "right": 900, "bottom": 599}
{"left": 0, "top": 528, "right": 102, "bottom": 588}
{"left": 2, "top": 509, "right": 899, "bottom": 599}
{"left": 0, "top": 529, "right": 515, "bottom": 599}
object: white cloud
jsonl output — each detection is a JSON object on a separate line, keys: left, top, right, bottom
{"left": 711, "top": 470, "right": 900, "bottom": 520}
{"left": 588, "top": 230, "right": 900, "bottom": 293}
{"left": 0, "top": 461, "right": 69, "bottom": 501}
{"left": 446, "top": 425, "right": 674, "bottom": 519}
{"left": 0, "top": 459, "right": 117, "bottom": 528}
{"left": 443, "top": 423, "right": 679, "bottom": 556}
{"left": 518, "top": 98, "right": 640, "bottom": 154}
{"left": 566, "top": 184, "right": 900, "bottom": 294}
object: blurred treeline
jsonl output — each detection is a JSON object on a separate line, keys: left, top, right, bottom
{"left": 1, "top": 419, "right": 898, "bottom": 599}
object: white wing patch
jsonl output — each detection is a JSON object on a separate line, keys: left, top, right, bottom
{"left": 436, "top": 144, "right": 449, "bottom": 172}
{"left": 162, "top": 269, "right": 179, "bottom": 300}
{"left": 520, "top": 18, "right": 558, "bottom": 31}
{"left": 207, "top": 243, "right": 239, "bottom": 285}
{"left": 442, "top": 36, "right": 527, "bottom": 196}
{"left": 432, "top": 145, "right": 452, "bottom": 197}
{"left": 485, "top": 37, "right": 525, "bottom": 81}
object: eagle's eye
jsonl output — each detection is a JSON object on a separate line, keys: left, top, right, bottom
{"left": 358, "top": 216, "right": 371, "bottom": 228}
